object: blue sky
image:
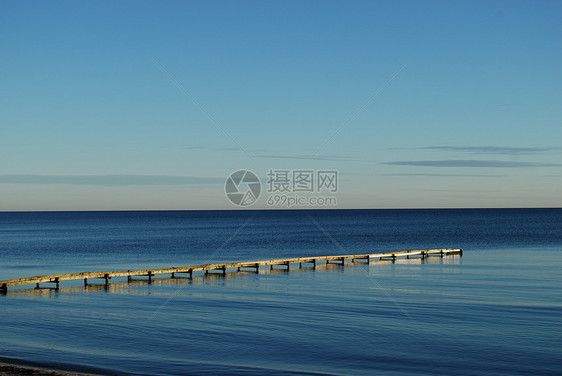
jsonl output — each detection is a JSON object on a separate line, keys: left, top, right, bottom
{"left": 1, "top": 0, "right": 561, "bottom": 210}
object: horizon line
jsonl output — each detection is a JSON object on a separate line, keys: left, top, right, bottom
{"left": 1, "top": 206, "right": 561, "bottom": 214}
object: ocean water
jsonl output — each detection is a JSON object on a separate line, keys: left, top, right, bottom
{"left": 0, "top": 209, "right": 561, "bottom": 375}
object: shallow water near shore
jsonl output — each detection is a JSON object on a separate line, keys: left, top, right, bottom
{"left": 1, "top": 209, "right": 562, "bottom": 375}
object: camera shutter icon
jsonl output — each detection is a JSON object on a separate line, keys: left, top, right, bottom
{"left": 225, "top": 170, "right": 261, "bottom": 206}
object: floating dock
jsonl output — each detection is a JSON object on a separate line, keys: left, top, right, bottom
{"left": 0, "top": 248, "right": 462, "bottom": 293}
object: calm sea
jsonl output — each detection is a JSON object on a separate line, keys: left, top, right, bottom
{"left": 1, "top": 209, "right": 561, "bottom": 375}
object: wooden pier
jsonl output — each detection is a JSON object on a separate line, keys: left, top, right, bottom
{"left": 0, "top": 248, "right": 462, "bottom": 293}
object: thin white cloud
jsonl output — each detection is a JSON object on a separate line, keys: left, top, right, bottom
{"left": 420, "top": 146, "right": 562, "bottom": 156}
{"left": 0, "top": 174, "right": 223, "bottom": 186}
{"left": 255, "top": 154, "right": 360, "bottom": 162}
{"left": 383, "top": 173, "right": 504, "bottom": 177}
{"left": 383, "top": 160, "right": 562, "bottom": 168}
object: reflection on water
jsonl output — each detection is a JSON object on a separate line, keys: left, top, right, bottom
{"left": 4, "top": 255, "right": 462, "bottom": 297}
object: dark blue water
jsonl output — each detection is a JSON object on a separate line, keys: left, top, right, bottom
{"left": 1, "top": 209, "right": 561, "bottom": 375}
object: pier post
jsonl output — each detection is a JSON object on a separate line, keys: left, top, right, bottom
{"left": 36, "top": 283, "right": 40, "bottom": 289}
{"left": 313, "top": 259, "right": 316, "bottom": 269}
{"left": 148, "top": 271, "right": 153, "bottom": 283}
{"left": 285, "top": 261, "right": 290, "bottom": 270}
{"left": 460, "top": 249, "right": 463, "bottom": 256}
{"left": 0, "top": 283, "right": 6, "bottom": 294}
{"left": 84, "top": 278, "right": 88, "bottom": 287}
{"left": 104, "top": 274, "right": 110, "bottom": 287}
{"left": 222, "top": 266, "right": 226, "bottom": 275}
{"left": 171, "top": 272, "right": 175, "bottom": 278}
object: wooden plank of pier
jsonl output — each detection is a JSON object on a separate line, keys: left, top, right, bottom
{"left": 0, "top": 248, "right": 462, "bottom": 292}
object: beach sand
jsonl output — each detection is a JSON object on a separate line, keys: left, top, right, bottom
{"left": 0, "top": 362, "right": 100, "bottom": 376}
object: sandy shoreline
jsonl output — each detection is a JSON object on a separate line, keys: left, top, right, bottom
{"left": 0, "top": 362, "right": 103, "bottom": 376}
